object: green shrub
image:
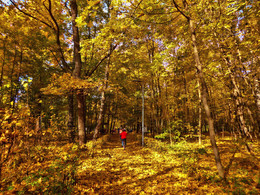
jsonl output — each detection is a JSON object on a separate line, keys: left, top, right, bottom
{"left": 196, "top": 148, "right": 207, "bottom": 155}
{"left": 154, "top": 120, "right": 196, "bottom": 142}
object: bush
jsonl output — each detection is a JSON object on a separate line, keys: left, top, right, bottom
{"left": 4, "top": 143, "right": 79, "bottom": 194}
{"left": 84, "top": 134, "right": 111, "bottom": 155}
{"left": 154, "top": 120, "right": 196, "bottom": 142}
{"left": 144, "top": 137, "right": 168, "bottom": 152}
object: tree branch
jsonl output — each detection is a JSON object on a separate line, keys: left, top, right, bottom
{"left": 87, "top": 44, "right": 118, "bottom": 77}
{"left": 9, "top": 0, "right": 55, "bottom": 30}
{"left": 172, "top": 0, "right": 190, "bottom": 20}
{"left": 10, "top": 0, "right": 72, "bottom": 72}
{"left": 45, "top": 0, "right": 71, "bottom": 72}
{"left": 50, "top": 50, "right": 67, "bottom": 72}
{"left": 131, "top": 13, "right": 181, "bottom": 25}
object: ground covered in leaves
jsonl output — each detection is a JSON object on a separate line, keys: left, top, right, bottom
{"left": 1, "top": 132, "right": 259, "bottom": 194}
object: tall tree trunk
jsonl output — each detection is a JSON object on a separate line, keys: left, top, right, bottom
{"left": 148, "top": 43, "right": 157, "bottom": 134}
{"left": 14, "top": 50, "right": 23, "bottom": 109}
{"left": 253, "top": 75, "right": 260, "bottom": 136}
{"left": 219, "top": 43, "right": 253, "bottom": 140}
{"left": 151, "top": 76, "right": 156, "bottom": 134}
{"left": 70, "top": 0, "right": 85, "bottom": 145}
{"left": 94, "top": 99, "right": 98, "bottom": 127}
{"left": 110, "top": 113, "right": 114, "bottom": 133}
{"left": 174, "top": 0, "right": 223, "bottom": 175}
{"left": 183, "top": 70, "right": 189, "bottom": 124}
{"left": 68, "top": 94, "right": 75, "bottom": 142}
{"left": 0, "top": 37, "right": 6, "bottom": 106}
{"left": 235, "top": 36, "right": 259, "bottom": 136}
{"left": 213, "top": 23, "right": 254, "bottom": 140}
{"left": 198, "top": 80, "right": 202, "bottom": 145}
{"left": 189, "top": 19, "right": 225, "bottom": 178}
{"left": 106, "top": 100, "right": 110, "bottom": 132}
{"left": 157, "top": 76, "right": 163, "bottom": 132}
{"left": 35, "top": 63, "right": 43, "bottom": 140}
{"left": 77, "top": 90, "right": 85, "bottom": 144}
{"left": 93, "top": 56, "right": 110, "bottom": 139}
{"left": 10, "top": 47, "right": 17, "bottom": 109}
{"left": 229, "top": 68, "right": 252, "bottom": 140}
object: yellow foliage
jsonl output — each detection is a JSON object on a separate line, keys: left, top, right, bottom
{"left": 41, "top": 73, "right": 99, "bottom": 95}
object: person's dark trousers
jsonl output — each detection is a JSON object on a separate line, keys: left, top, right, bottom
{"left": 122, "top": 139, "right": 126, "bottom": 149}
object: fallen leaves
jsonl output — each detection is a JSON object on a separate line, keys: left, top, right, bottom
{"left": 1, "top": 133, "right": 259, "bottom": 194}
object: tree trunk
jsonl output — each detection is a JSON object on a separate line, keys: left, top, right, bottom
{"left": 110, "top": 113, "right": 114, "bottom": 133}
{"left": 70, "top": 0, "right": 85, "bottom": 145}
{"left": 183, "top": 70, "right": 190, "bottom": 124}
{"left": 151, "top": 76, "right": 156, "bottom": 134}
{"left": 0, "top": 37, "right": 6, "bottom": 106}
{"left": 93, "top": 85, "right": 105, "bottom": 140}
{"left": 198, "top": 80, "right": 202, "bottom": 145}
{"left": 189, "top": 19, "right": 225, "bottom": 178}
{"left": 77, "top": 90, "right": 85, "bottom": 145}
{"left": 230, "top": 69, "right": 252, "bottom": 140}
{"left": 93, "top": 56, "right": 110, "bottom": 139}
{"left": 106, "top": 101, "right": 110, "bottom": 132}
{"left": 253, "top": 75, "right": 260, "bottom": 136}
{"left": 68, "top": 94, "right": 75, "bottom": 142}
{"left": 219, "top": 44, "right": 253, "bottom": 140}
{"left": 14, "top": 50, "right": 23, "bottom": 109}
{"left": 236, "top": 37, "right": 260, "bottom": 135}
{"left": 10, "top": 47, "right": 17, "bottom": 109}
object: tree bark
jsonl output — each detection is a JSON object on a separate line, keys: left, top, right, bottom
{"left": 253, "top": 75, "right": 260, "bottom": 136}
{"left": 70, "top": 0, "right": 85, "bottom": 145}
{"left": 198, "top": 80, "right": 202, "bottom": 145}
{"left": 219, "top": 43, "right": 253, "bottom": 140}
{"left": 172, "top": 0, "right": 225, "bottom": 178}
{"left": 77, "top": 90, "right": 85, "bottom": 144}
{"left": 93, "top": 56, "right": 110, "bottom": 139}
{"left": 235, "top": 36, "right": 259, "bottom": 137}
{"left": 189, "top": 19, "right": 225, "bottom": 178}
{"left": 10, "top": 47, "right": 17, "bottom": 109}
{"left": 68, "top": 94, "right": 75, "bottom": 142}
{"left": 13, "top": 50, "right": 23, "bottom": 109}
{"left": 0, "top": 37, "right": 6, "bottom": 103}
{"left": 151, "top": 76, "right": 156, "bottom": 134}
{"left": 229, "top": 68, "right": 252, "bottom": 140}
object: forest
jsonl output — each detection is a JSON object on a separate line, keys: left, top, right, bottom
{"left": 0, "top": 0, "right": 259, "bottom": 194}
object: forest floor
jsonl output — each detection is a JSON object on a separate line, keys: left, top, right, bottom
{"left": 74, "top": 133, "right": 260, "bottom": 194}
{"left": 1, "top": 132, "right": 259, "bottom": 194}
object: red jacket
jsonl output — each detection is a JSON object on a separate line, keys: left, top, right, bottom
{"left": 120, "top": 131, "right": 127, "bottom": 139}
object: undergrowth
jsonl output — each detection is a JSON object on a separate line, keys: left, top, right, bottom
{"left": 134, "top": 133, "right": 259, "bottom": 194}
{"left": 1, "top": 134, "right": 111, "bottom": 194}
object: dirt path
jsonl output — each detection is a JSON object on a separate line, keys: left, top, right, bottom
{"left": 102, "top": 132, "right": 138, "bottom": 150}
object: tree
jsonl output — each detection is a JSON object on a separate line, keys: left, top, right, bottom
{"left": 172, "top": 0, "right": 224, "bottom": 178}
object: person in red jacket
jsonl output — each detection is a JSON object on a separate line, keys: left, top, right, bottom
{"left": 120, "top": 128, "right": 127, "bottom": 149}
